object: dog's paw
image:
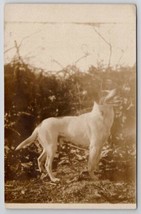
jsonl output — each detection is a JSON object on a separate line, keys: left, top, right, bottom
{"left": 40, "top": 173, "right": 48, "bottom": 180}
{"left": 78, "top": 170, "right": 90, "bottom": 181}
{"left": 51, "top": 177, "right": 60, "bottom": 183}
{"left": 90, "top": 174, "right": 99, "bottom": 181}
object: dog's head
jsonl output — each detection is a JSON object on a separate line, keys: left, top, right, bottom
{"left": 92, "top": 89, "right": 118, "bottom": 127}
{"left": 99, "top": 89, "right": 117, "bottom": 105}
{"left": 92, "top": 89, "right": 119, "bottom": 119}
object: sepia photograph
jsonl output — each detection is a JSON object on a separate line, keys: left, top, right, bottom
{"left": 4, "top": 4, "right": 136, "bottom": 209}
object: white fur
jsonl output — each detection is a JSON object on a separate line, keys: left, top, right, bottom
{"left": 16, "top": 90, "right": 115, "bottom": 182}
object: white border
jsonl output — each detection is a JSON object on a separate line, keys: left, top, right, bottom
{"left": 0, "top": 0, "right": 140, "bottom": 213}
{"left": 5, "top": 203, "right": 136, "bottom": 209}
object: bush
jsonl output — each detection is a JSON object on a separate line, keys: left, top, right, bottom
{"left": 4, "top": 60, "right": 136, "bottom": 182}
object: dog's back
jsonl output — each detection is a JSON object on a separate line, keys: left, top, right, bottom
{"left": 37, "top": 102, "right": 114, "bottom": 149}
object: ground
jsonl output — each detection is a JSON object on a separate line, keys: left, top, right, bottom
{"left": 5, "top": 150, "right": 135, "bottom": 204}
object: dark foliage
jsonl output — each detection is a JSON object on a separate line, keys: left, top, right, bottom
{"left": 4, "top": 59, "right": 136, "bottom": 203}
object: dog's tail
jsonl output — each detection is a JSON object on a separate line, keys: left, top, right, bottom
{"left": 15, "top": 127, "right": 38, "bottom": 151}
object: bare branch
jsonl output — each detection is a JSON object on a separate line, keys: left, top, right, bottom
{"left": 74, "top": 53, "right": 90, "bottom": 65}
{"left": 4, "top": 46, "right": 15, "bottom": 54}
{"left": 93, "top": 26, "right": 112, "bottom": 68}
{"left": 52, "top": 59, "right": 64, "bottom": 69}
{"left": 18, "top": 30, "right": 42, "bottom": 48}
{"left": 116, "top": 47, "right": 128, "bottom": 68}
{"left": 4, "top": 30, "right": 42, "bottom": 54}
{"left": 14, "top": 40, "right": 24, "bottom": 64}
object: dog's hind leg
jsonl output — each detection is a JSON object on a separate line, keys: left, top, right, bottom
{"left": 45, "top": 143, "right": 60, "bottom": 183}
{"left": 38, "top": 149, "right": 47, "bottom": 173}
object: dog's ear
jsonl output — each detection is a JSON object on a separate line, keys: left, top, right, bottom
{"left": 92, "top": 102, "right": 104, "bottom": 116}
{"left": 101, "top": 89, "right": 116, "bottom": 104}
{"left": 105, "top": 89, "right": 116, "bottom": 103}
{"left": 93, "top": 101, "right": 98, "bottom": 109}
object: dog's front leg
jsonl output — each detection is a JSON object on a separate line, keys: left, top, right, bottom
{"left": 88, "top": 142, "right": 101, "bottom": 180}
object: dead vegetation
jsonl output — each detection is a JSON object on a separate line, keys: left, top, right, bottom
{"left": 5, "top": 59, "right": 136, "bottom": 204}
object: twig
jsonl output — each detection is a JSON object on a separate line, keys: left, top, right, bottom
{"left": 4, "top": 30, "right": 42, "bottom": 54}
{"left": 4, "top": 46, "right": 15, "bottom": 54}
{"left": 74, "top": 53, "right": 90, "bottom": 65}
{"left": 59, "top": 138, "right": 87, "bottom": 151}
{"left": 5, "top": 127, "right": 21, "bottom": 137}
{"left": 52, "top": 59, "right": 64, "bottom": 69}
{"left": 67, "top": 142, "right": 87, "bottom": 151}
{"left": 93, "top": 26, "right": 112, "bottom": 68}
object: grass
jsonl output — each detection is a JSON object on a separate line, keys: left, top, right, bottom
{"left": 5, "top": 155, "right": 136, "bottom": 204}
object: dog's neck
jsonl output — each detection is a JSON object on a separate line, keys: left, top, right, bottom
{"left": 91, "top": 102, "right": 102, "bottom": 116}
{"left": 92, "top": 101, "right": 100, "bottom": 110}
{"left": 91, "top": 101, "right": 114, "bottom": 124}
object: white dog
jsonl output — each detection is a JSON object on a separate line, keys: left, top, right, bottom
{"left": 16, "top": 89, "right": 116, "bottom": 182}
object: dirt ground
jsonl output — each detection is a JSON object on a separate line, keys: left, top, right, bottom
{"left": 5, "top": 154, "right": 135, "bottom": 204}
